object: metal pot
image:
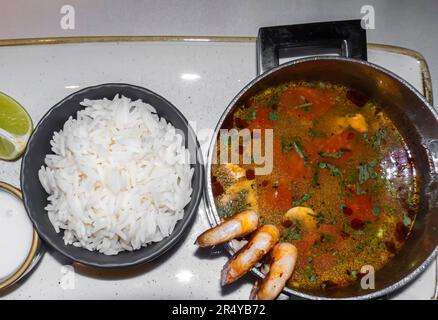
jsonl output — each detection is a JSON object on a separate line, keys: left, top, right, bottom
{"left": 204, "top": 20, "right": 438, "bottom": 299}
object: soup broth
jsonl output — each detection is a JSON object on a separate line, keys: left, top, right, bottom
{"left": 212, "top": 81, "right": 419, "bottom": 291}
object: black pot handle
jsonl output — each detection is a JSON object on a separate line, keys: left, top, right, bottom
{"left": 257, "top": 20, "right": 367, "bottom": 75}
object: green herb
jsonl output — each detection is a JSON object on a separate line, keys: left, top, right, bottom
{"left": 342, "top": 222, "right": 351, "bottom": 235}
{"left": 336, "top": 96, "right": 341, "bottom": 102}
{"left": 282, "top": 138, "right": 308, "bottom": 165}
{"left": 308, "top": 127, "right": 327, "bottom": 138}
{"left": 265, "top": 85, "right": 287, "bottom": 108}
{"left": 294, "top": 102, "right": 313, "bottom": 112}
{"left": 292, "top": 193, "right": 312, "bottom": 206}
{"left": 372, "top": 200, "right": 381, "bottom": 216}
{"left": 321, "top": 233, "right": 334, "bottom": 243}
{"left": 384, "top": 205, "right": 396, "bottom": 215}
{"left": 281, "top": 226, "right": 302, "bottom": 241}
{"left": 319, "top": 162, "right": 342, "bottom": 176}
{"left": 351, "top": 270, "right": 358, "bottom": 280}
{"left": 266, "top": 93, "right": 280, "bottom": 108}
{"left": 340, "top": 202, "right": 347, "bottom": 211}
{"left": 268, "top": 110, "right": 279, "bottom": 121}
{"left": 358, "top": 160, "right": 378, "bottom": 184}
{"left": 319, "top": 148, "right": 349, "bottom": 159}
{"left": 292, "top": 140, "right": 308, "bottom": 165}
{"left": 364, "top": 128, "right": 386, "bottom": 150}
{"left": 307, "top": 212, "right": 337, "bottom": 227}
{"left": 305, "top": 262, "right": 317, "bottom": 286}
{"left": 242, "top": 107, "right": 257, "bottom": 121}
{"left": 403, "top": 215, "right": 412, "bottom": 227}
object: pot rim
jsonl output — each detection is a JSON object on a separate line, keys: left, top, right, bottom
{"left": 204, "top": 55, "right": 438, "bottom": 300}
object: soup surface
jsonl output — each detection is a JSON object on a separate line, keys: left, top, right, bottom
{"left": 212, "top": 81, "right": 419, "bottom": 291}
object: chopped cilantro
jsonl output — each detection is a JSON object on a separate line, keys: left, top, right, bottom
{"left": 319, "top": 148, "right": 349, "bottom": 159}
{"left": 305, "top": 262, "right": 317, "bottom": 286}
{"left": 292, "top": 193, "right": 312, "bottom": 206}
{"left": 321, "top": 233, "right": 334, "bottom": 243}
{"left": 358, "top": 160, "right": 378, "bottom": 184}
{"left": 351, "top": 270, "right": 358, "bottom": 280}
{"left": 294, "top": 102, "right": 313, "bottom": 112}
{"left": 282, "top": 138, "right": 308, "bottom": 165}
{"left": 372, "top": 200, "right": 381, "bottom": 216}
{"left": 268, "top": 110, "right": 279, "bottom": 121}
{"left": 242, "top": 107, "right": 257, "bottom": 121}
{"left": 364, "top": 128, "right": 386, "bottom": 150}
{"left": 292, "top": 140, "right": 308, "bottom": 165}
{"left": 403, "top": 215, "right": 412, "bottom": 226}
{"left": 281, "top": 226, "right": 302, "bottom": 241}
{"left": 307, "top": 212, "right": 337, "bottom": 227}
{"left": 319, "top": 162, "right": 342, "bottom": 176}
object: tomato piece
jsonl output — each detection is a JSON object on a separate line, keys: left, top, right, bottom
{"left": 280, "top": 87, "right": 337, "bottom": 120}
{"left": 248, "top": 107, "right": 273, "bottom": 130}
{"left": 273, "top": 140, "right": 309, "bottom": 181}
{"left": 345, "top": 195, "right": 376, "bottom": 222}
{"left": 317, "top": 130, "right": 356, "bottom": 154}
{"left": 258, "top": 180, "right": 293, "bottom": 212}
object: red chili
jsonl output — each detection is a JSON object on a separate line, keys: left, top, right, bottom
{"left": 261, "top": 180, "right": 269, "bottom": 187}
{"left": 351, "top": 218, "right": 365, "bottom": 230}
{"left": 212, "top": 181, "right": 224, "bottom": 196}
{"left": 347, "top": 131, "right": 356, "bottom": 140}
{"left": 343, "top": 206, "right": 353, "bottom": 216}
{"left": 245, "top": 169, "right": 255, "bottom": 180}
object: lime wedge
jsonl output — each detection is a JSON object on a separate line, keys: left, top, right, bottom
{"left": 0, "top": 92, "right": 33, "bottom": 161}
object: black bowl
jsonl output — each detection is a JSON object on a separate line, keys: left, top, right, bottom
{"left": 21, "top": 83, "right": 203, "bottom": 268}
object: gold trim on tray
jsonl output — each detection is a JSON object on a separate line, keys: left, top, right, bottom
{"left": 0, "top": 181, "right": 41, "bottom": 291}
{"left": 0, "top": 36, "right": 433, "bottom": 104}
{"left": 0, "top": 35, "right": 257, "bottom": 46}
{"left": 368, "top": 43, "right": 434, "bottom": 104}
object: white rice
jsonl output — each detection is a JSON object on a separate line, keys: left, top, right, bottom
{"left": 38, "top": 95, "right": 193, "bottom": 255}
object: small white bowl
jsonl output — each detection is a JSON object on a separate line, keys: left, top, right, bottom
{"left": 0, "top": 181, "right": 43, "bottom": 292}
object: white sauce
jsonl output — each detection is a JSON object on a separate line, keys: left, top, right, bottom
{"left": 0, "top": 189, "right": 33, "bottom": 283}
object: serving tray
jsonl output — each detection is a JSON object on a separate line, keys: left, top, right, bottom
{"left": 0, "top": 36, "right": 434, "bottom": 300}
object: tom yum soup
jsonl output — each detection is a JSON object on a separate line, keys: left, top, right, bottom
{"left": 211, "top": 81, "right": 419, "bottom": 292}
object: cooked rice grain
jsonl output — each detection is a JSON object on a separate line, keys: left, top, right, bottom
{"left": 39, "top": 95, "right": 193, "bottom": 255}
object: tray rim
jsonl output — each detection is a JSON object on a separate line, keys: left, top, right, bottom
{"left": 0, "top": 36, "right": 433, "bottom": 104}
{"left": 0, "top": 35, "right": 434, "bottom": 299}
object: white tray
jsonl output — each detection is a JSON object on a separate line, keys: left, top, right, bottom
{"left": 0, "top": 37, "right": 434, "bottom": 300}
